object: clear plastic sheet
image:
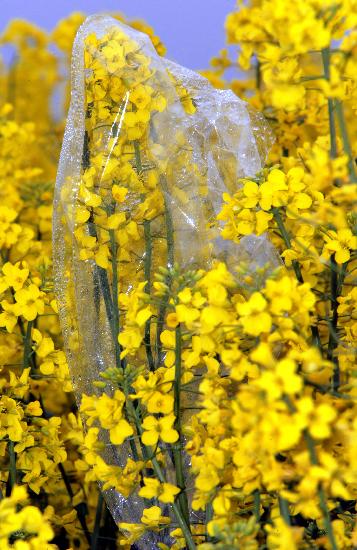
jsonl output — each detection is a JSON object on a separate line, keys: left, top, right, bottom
{"left": 53, "top": 14, "right": 279, "bottom": 547}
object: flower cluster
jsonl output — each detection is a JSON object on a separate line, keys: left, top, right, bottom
{"left": 0, "top": 11, "right": 171, "bottom": 550}
{"left": 0, "top": 3, "right": 356, "bottom": 550}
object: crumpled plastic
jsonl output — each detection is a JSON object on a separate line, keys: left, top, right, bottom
{"left": 53, "top": 14, "right": 279, "bottom": 547}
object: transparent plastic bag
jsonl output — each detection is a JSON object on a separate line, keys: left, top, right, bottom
{"left": 53, "top": 14, "right": 278, "bottom": 546}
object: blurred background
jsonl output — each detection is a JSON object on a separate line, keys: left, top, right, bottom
{"left": 0, "top": 0, "right": 234, "bottom": 69}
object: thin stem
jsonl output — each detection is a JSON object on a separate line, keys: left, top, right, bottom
{"left": 144, "top": 221, "right": 152, "bottom": 291}
{"left": 23, "top": 320, "right": 33, "bottom": 372}
{"left": 133, "top": 140, "right": 143, "bottom": 173}
{"left": 109, "top": 228, "right": 121, "bottom": 368}
{"left": 335, "top": 101, "right": 357, "bottom": 182}
{"left": 304, "top": 431, "right": 338, "bottom": 550}
{"left": 205, "top": 502, "right": 214, "bottom": 542}
{"left": 162, "top": 177, "right": 175, "bottom": 269}
{"left": 284, "top": 397, "right": 338, "bottom": 550}
{"left": 321, "top": 48, "right": 337, "bottom": 160}
{"left": 173, "top": 325, "right": 190, "bottom": 525}
{"left": 273, "top": 208, "right": 303, "bottom": 283}
{"left": 58, "top": 462, "right": 92, "bottom": 545}
{"left": 91, "top": 492, "right": 104, "bottom": 550}
{"left": 144, "top": 220, "right": 155, "bottom": 371}
{"left": 83, "top": 130, "right": 117, "bottom": 349}
{"left": 126, "top": 398, "right": 196, "bottom": 550}
{"left": 322, "top": 46, "right": 349, "bottom": 391}
{"left": 7, "top": 441, "right": 16, "bottom": 493}
{"left": 133, "top": 140, "right": 155, "bottom": 372}
{"left": 278, "top": 496, "right": 291, "bottom": 526}
{"left": 87, "top": 215, "right": 117, "bottom": 350}
{"left": 272, "top": 208, "right": 322, "bottom": 349}
{"left": 253, "top": 489, "right": 260, "bottom": 521}
{"left": 327, "top": 256, "right": 340, "bottom": 390}
{"left": 255, "top": 59, "right": 261, "bottom": 90}
{"left": 155, "top": 176, "right": 175, "bottom": 366}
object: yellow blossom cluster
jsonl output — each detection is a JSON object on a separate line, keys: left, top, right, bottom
{"left": 0, "top": 3, "right": 356, "bottom": 550}
{"left": 0, "top": 11, "right": 171, "bottom": 550}
{"left": 70, "top": 5, "right": 356, "bottom": 550}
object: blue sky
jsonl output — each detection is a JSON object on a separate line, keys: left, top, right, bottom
{"left": 0, "top": 0, "right": 235, "bottom": 70}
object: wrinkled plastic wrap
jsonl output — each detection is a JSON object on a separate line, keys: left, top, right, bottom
{"left": 53, "top": 14, "right": 278, "bottom": 546}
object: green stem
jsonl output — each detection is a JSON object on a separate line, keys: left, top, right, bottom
{"left": 253, "top": 489, "right": 260, "bottom": 522}
{"left": 205, "top": 501, "right": 214, "bottom": 542}
{"left": 321, "top": 47, "right": 348, "bottom": 392}
{"left": 85, "top": 135, "right": 194, "bottom": 547}
{"left": 7, "top": 441, "right": 16, "bottom": 492}
{"left": 162, "top": 178, "right": 175, "bottom": 269}
{"left": 278, "top": 496, "right": 291, "bottom": 526}
{"left": 126, "top": 398, "right": 196, "bottom": 550}
{"left": 109, "top": 228, "right": 121, "bottom": 368}
{"left": 284, "top": 397, "right": 338, "bottom": 550}
{"left": 304, "top": 431, "right": 338, "bottom": 550}
{"left": 91, "top": 492, "right": 104, "bottom": 550}
{"left": 88, "top": 217, "right": 116, "bottom": 344}
{"left": 133, "top": 140, "right": 155, "bottom": 371}
{"left": 255, "top": 60, "right": 261, "bottom": 90}
{"left": 133, "top": 140, "right": 143, "bottom": 173}
{"left": 58, "top": 462, "right": 92, "bottom": 546}
{"left": 273, "top": 208, "right": 303, "bottom": 283}
{"left": 321, "top": 48, "right": 337, "bottom": 160}
{"left": 23, "top": 320, "right": 33, "bottom": 372}
{"left": 156, "top": 177, "right": 175, "bottom": 366}
{"left": 144, "top": 220, "right": 155, "bottom": 371}
{"left": 327, "top": 256, "right": 340, "bottom": 390}
{"left": 335, "top": 101, "right": 357, "bottom": 183}
{"left": 144, "top": 221, "right": 152, "bottom": 292}
{"left": 83, "top": 131, "right": 117, "bottom": 349}
{"left": 273, "top": 208, "right": 321, "bottom": 349}
{"left": 173, "top": 325, "right": 190, "bottom": 525}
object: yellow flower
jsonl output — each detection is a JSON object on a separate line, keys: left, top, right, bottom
{"left": 135, "top": 306, "right": 153, "bottom": 327}
{"left": 243, "top": 169, "right": 288, "bottom": 211}
{"left": 323, "top": 228, "right": 357, "bottom": 264}
{"left": 25, "top": 401, "right": 43, "bottom": 416}
{"left": 75, "top": 205, "right": 90, "bottom": 224}
{"left": 141, "top": 414, "right": 179, "bottom": 446}
{"left": 236, "top": 292, "right": 272, "bottom": 336}
{"left": 81, "top": 390, "right": 134, "bottom": 445}
{"left": 0, "top": 486, "right": 54, "bottom": 547}
{"left": 79, "top": 183, "right": 102, "bottom": 207}
{"left": 35, "top": 334, "right": 55, "bottom": 358}
{"left": 130, "top": 84, "right": 153, "bottom": 110}
{"left": 112, "top": 184, "right": 128, "bottom": 203}
{"left": 106, "top": 212, "right": 126, "bottom": 230}
{"left": 207, "top": 284, "right": 227, "bottom": 306}
{"left": 160, "top": 329, "right": 176, "bottom": 349}
{"left": 176, "top": 304, "right": 200, "bottom": 326}
{"left": 119, "top": 327, "right": 143, "bottom": 357}
{"left": 296, "top": 397, "right": 337, "bottom": 439}
{"left": 110, "top": 418, "right": 134, "bottom": 445}
{"left": 266, "top": 516, "right": 303, "bottom": 549}
{"left": 256, "top": 358, "right": 302, "bottom": 401}
{"left": 146, "top": 392, "right": 174, "bottom": 414}
{"left": 264, "top": 276, "right": 294, "bottom": 314}
{"left": 118, "top": 522, "right": 146, "bottom": 546}
{"left": 271, "top": 82, "right": 306, "bottom": 112}
{"left": 138, "top": 477, "right": 180, "bottom": 503}
{"left": 1, "top": 261, "right": 29, "bottom": 291}
{"left": 141, "top": 506, "right": 171, "bottom": 528}
{"left": 0, "top": 396, "right": 24, "bottom": 441}
{"left": 123, "top": 109, "right": 151, "bottom": 140}
{"left": 14, "top": 284, "right": 45, "bottom": 321}
{"left": 0, "top": 300, "right": 18, "bottom": 333}
{"left": 194, "top": 463, "right": 220, "bottom": 493}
